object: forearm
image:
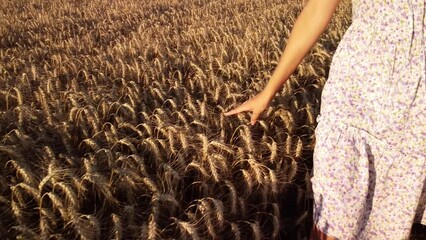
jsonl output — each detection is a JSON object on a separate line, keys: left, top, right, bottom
{"left": 263, "top": 0, "right": 340, "bottom": 99}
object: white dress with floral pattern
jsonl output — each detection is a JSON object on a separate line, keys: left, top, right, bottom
{"left": 311, "top": 0, "right": 426, "bottom": 239}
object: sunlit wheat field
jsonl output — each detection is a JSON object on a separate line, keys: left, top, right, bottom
{"left": 0, "top": 0, "right": 425, "bottom": 239}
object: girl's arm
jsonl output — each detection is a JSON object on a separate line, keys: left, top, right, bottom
{"left": 263, "top": 0, "right": 341, "bottom": 99}
{"left": 224, "top": 0, "right": 341, "bottom": 125}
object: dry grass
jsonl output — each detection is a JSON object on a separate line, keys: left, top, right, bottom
{"left": 0, "top": 0, "right": 424, "bottom": 239}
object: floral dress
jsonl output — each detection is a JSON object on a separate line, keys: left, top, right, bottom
{"left": 310, "top": 0, "right": 426, "bottom": 239}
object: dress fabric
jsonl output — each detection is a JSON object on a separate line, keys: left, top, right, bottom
{"left": 310, "top": 0, "right": 426, "bottom": 239}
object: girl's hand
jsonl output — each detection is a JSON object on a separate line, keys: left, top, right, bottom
{"left": 223, "top": 91, "right": 273, "bottom": 126}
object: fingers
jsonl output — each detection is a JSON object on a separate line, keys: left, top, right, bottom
{"left": 224, "top": 100, "right": 263, "bottom": 125}
{"left": 250, "top": 111, "right": 260, "bottom": 125}
{"left": 223, "top": 102, "right": 249, "bottom": 116}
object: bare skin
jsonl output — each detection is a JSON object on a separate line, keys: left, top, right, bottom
{"left": 224, "top": 0, "right": 341, "bottom": 239}
{"left": 310, "top": 223, "right": 338, "bottom": 240}
{"left": 224, "top": 0, "right": 341, "bottom": 125}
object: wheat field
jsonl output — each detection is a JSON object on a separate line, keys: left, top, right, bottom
{"left": 0, "top": 0, "right": 425, "bottom": 239}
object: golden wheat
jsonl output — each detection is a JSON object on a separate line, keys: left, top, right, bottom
{"left": 4, "top": 1, "right": 420, "bottom": 240}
